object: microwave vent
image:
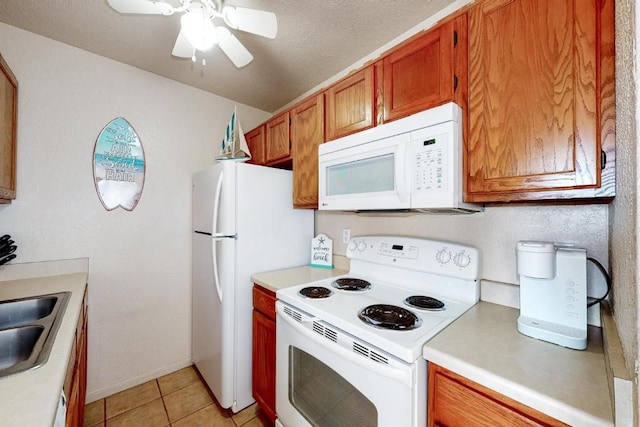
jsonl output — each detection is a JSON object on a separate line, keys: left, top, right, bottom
{"left": 355, "top": 206, "right": 483, "bottom": 216}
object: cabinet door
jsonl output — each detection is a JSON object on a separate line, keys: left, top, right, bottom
{"left": 428, "top": 364, "right": 568, "bottom": 427}
{"left": 66, "top": 289, "right": 88, "bottom": 426}
{"left": 325, "top": 66, "right": 374, "bottom": 141}
{"left": 245, "top": 125, "right": 266, "bottom": 165}
{"left": 291, "top": 94, "right": 324, "bottom": 209}
{"left": 252, "top": 310, "right": 276, "bottom": 423}
{"left": 382, "top": 20, "right": 455, "bottom": 122}
{"left": 0, "top": 55, "right": 17, "bottom": 202}
{"left": 265, "top": 111, "right": 291, "bottom": 164}
{"left": 465, "top": 0, "right": 615, "bottom": 202}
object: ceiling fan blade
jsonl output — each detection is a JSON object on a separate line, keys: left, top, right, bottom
{"left": 172, "top": 30, "right": 193, "bottom": 58}
{"left": 107, "top": 0, "right": 174, "bottom": 15}
{"left": 216, "top": 27, "right": 254, "bottom": 68}
{"left": 222, "top": 6, "right": 277, "bottom": 39}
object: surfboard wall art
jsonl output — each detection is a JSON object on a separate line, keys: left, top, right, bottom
{"left": 93, "top": 117, "right": 145, "bottom": 211}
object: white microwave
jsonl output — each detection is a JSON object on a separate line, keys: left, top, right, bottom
{"left": 318, "top": 102, "right": 483, "bottom": 213}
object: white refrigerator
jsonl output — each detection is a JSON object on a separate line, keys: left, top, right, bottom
{"left": 192, "top": 161, "right": 314, "bottom": 413}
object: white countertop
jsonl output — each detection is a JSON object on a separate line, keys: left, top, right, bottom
{"left": 0, "top": 261, "right": 88, "bottom": 427}
{"left": 251, "top": 265, "right": 348, "bottom": 293}
{"left": 423, "top": 301, "right": 613, "bottom": 426}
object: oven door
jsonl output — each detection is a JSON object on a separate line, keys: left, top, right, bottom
{"left": 275, "top": 302, "right": 426, "bottom": 427}
{"left": 318, "top": 133, "right": 411, "bottom": 211}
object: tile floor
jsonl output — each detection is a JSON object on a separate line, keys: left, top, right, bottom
{"left": 83, "top": 365, "right": 273, "bottom": 427}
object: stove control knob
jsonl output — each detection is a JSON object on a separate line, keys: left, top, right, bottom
{"left": 435, "top": 248, "right": 451, "bottom": 264}
{"left": 357, "top": 240, "right": 367, "bottom": 251}
{"left": 348, "top": 240, "right": 357, "bottom": 252}
{"left": 454, "top": 252, "right": 471, "bottom": 268}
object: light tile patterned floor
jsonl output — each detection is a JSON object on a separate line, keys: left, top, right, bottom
{"left": 83, "top": 366, "right": 273, "bottom": 427}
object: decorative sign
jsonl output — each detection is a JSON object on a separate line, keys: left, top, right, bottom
{"left": 217, "top": 107, "right": 251, "bottom": 160}
{"left": 310, "top": 234, "right": 334, "bottom": 269}
{"left": 93, "top": 117, "right": 145, "bottom": 211}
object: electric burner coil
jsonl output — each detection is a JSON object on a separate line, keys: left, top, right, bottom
{"left": 404, "top": 295, "right": 445, "bottom": 311}
{"left": 358, "top": 304, "right": 422, "bottom": 330}
{"left": 298, "top": 286, "right": 333, "bottom": 299}
{"left": 332, "top": 277, "right": 371, "bottom": 291}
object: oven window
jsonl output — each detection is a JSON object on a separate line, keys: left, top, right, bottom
{"left": 289, "top": 346, "right": 377, "bottom": 426}
{"left": 326, "top": 154, "right": 394, "bottom": 196}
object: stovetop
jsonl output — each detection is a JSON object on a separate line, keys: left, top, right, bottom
{"left": 276, "top": 236, "right": 481, "bottom": 363}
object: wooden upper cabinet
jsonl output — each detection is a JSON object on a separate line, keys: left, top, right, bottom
{"left": 325, "top": 66, "right": 375, "bottom": 141}
{"left": 265, "top": 111, "right": 291, "bottom": 164}
{"left": 382, "top": 20, "right": 456, "bottom": 123}
{"left": 0, "top": 54, "right": 17, "bottom": 203}
{"left": 245, "top": 125, "right": 266, "bottom": 165}
{"left": 465, "top": 0, "right": 615, "bottom": 202}
{"left": 291, "top": 94, "right": 324, "bottom": 209}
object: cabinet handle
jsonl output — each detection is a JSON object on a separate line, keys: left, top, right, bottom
{"left": 454, "top": 74, "right": 459, "bottom": 91}
{"left": 601, "top": 150, "right": 606, "bottom": 170}
{"left": 453, "top": 30, "right": 458, "bottom": 47}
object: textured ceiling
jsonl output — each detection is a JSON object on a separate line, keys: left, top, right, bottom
{"left": 0, "top": 0, "right": 458, "bottom": 112}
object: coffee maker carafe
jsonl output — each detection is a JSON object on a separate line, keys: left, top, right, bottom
{"left": 516, "top": 241, "right": 587, "bottom": 350}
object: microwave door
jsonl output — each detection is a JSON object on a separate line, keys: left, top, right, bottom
{"left": 319, "top": 133, "right": 411, "bottom": 210}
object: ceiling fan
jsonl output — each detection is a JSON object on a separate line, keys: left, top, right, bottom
{"left": 106, "top": 0, "right": 277, "bottom": 68}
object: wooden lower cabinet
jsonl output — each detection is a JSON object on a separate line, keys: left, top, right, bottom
{"left": 428, "top": 363, "right": 567, "bottom": 427}
{"left": 252, "top": 285, "right": 277, "bottom": 423}
{"left": 64, "top": 288, "right": 88, "bottom": 427}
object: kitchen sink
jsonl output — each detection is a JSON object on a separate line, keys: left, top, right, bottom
{"left": 0, "top": 326, "right": 44, "bottom": 370}
{"left": 0, "top": 292, "right": 70, "bottom": 378}
{"left": 0, "top": 295, "right": 57, "bottom": 329}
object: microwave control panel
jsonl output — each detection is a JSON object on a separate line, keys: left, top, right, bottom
{"left": 412, "top": 132, "right": 448, "bottom": 192}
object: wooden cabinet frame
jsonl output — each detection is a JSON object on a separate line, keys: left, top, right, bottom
{"left": 265, "top": 111, "right": 291, "bottom": 164}
{"left": 292, "top": 94, "right": 324, "bottom": 208}
{"left": 245, "top": 125, "right": 266, "bottom": 165}
{"left": 325, "top": 66, "right": 375, "bottom": 141}
{"left": 428, "top": 363, "right": 568, "bottom": 426}
{"left": 464, "top": 0, "right": 615, "bottom": 202}
{"left": 382, "top": 20, "right": 455, "bottom": 123}
{"left": 0, "top": 54, "right": 17, "bottom": 202}
{"left": 252, "top": 285, "right": 277, "bottom": 423}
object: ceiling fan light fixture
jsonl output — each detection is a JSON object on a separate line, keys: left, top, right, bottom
{"left": 180, "top": 4, "right": 217, "bottom": 52}
{"left": 107, "top": 0, "right": 277, "bottom": 68}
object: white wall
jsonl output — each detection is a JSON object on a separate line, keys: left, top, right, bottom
{"left": 0, "top": 23, "right": 270, "bottom": 401}
{"left": 317, "top": 204, "right": 609, "bottom": 296}
{"left": 609, "top": 0, "right": 639, "bottom": 422}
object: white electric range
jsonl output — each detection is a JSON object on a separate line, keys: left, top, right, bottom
{"left": 275, "top": 235, "right": 480, "bottom": 427}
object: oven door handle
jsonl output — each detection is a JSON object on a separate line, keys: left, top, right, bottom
{"left": 277, "top": 304, "right": 414, "bottom": 385}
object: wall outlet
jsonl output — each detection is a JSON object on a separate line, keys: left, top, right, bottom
{"left": 342, "top": 228, "right": 350, "bottom": 243}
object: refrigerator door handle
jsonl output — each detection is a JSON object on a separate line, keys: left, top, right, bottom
{"left": 211, "top": 237, "right": 223, "bottom": 303}
{"left": 212, "top": 170, "right": 224, "bottom": 236}
{"left": 211, "top": 171, "right": 226, "bottom": 303}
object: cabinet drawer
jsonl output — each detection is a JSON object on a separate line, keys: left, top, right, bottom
{"left": 253, "top": 285, "right": 276, "bottom": 319}
{"left": 428, "top": 364, "right": 567, "bottom": 426}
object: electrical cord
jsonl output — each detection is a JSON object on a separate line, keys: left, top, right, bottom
{"left": 586, "top": 257, "right": 611, "bottom": 307}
